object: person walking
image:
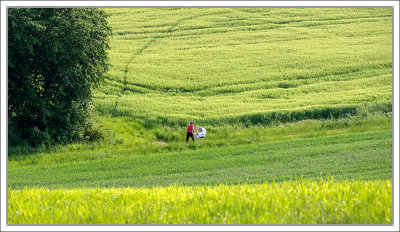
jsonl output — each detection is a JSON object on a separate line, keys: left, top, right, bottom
{"left": 186, "top": 121, "right": 195, "bottom": 143}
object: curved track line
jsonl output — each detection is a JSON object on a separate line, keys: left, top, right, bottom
{"left": 113, "top": 12, "right": 216, "bottom": 113}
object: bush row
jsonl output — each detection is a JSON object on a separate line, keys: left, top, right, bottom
{"left": 152, "top": 101, "right": 392, "bottom": 127}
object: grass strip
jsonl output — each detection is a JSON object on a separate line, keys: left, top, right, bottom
{"left": 8, "top": 114, "right": 392, "bottom": 166}
{"left": 8, "top": 179, "right": 392, "bottom": 224}
{"left": 8, "top": 130, "right": 392, "bottom": 189}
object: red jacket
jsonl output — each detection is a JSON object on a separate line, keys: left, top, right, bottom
{"left": 187, "top": 124, "right": 194, "bottom": 133}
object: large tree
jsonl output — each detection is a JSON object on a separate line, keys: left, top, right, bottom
{"left": 8, "top": 8, "right": 112, "bottom": 146}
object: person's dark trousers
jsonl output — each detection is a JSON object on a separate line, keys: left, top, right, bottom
{"left": 186, "top": 132, "right": 194, "bottom": 142}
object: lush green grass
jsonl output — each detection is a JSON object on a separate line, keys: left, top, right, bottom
{"left": 8, "top": 179, "right": 392, "bottom": 224}
{"left": 8, "top": 114, "right": 391, "bottom": 167}
{"left": 8, "top": 129, "right": 392, "bottom": 189}
{"left": 93, "top": 8, "right": 392, "bottom": 125}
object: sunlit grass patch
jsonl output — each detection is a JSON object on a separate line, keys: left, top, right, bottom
{"left": 8, "top": 179, "right": 392, "bottom": 224}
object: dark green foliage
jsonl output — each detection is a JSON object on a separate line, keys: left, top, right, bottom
{"left": 232, "top": 102, "right": 392, "bottom": 127}
{"left": 8, "top": 8, "right": 111, "bottom": 146}
{"left": 80, "top": 108, "right": 110, "bottom": 142}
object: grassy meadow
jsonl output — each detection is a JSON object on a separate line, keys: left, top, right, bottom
{"left": 8, "top": 128, "right": 392, "bottom": 189}
{"left": 8, "top": 180, "right": 392, "bottom": 224}
{"left": 8, "top": 8, "right": 393, "bottom": 224}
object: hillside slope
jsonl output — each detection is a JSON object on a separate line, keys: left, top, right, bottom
{"left": 94, "top": 8, "right": 392, "bottom": 125}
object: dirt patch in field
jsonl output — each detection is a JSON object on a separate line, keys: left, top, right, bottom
{"left": 153, "top": 141, "right": 168, "bottom": 146}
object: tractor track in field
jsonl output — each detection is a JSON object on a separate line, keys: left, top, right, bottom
{"left": 108, "top": 9, "right": 392, "bottom": 113}
{"left": 108, "top": 63, "right": 387, "bottom": 98}
{"left": 120, "top": 12, "right": 228, "bottom": 94}
{"left": 114, "top": 16, "right": 191, "bottom": 111}
{"left": 113, "top": 11, "right": 230, "bottom": 111}
{"left": 108, "top": 9, "right": 392, "bottom": 106}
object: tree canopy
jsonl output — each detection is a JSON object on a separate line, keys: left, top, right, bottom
{"left": 8, "top": 8, "right": 112, "bottom": 146}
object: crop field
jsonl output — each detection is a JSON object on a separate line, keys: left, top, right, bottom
{"left": 7, "top": 114, "right": 392, "bottom": 166}
{"left": 8, "top": 8, "right": 393, "bottom": 225}
{"left": 8, "top": 129, "right": 392, "bottom": 189}
{"left": 94, "top": 8, "right": 392, "bottom": 125}
{"left": 8, "top": 180, "right": 392, "bottom": 224}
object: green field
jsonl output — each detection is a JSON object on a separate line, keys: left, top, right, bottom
{"left": 8, "top": 8, "right": 393, "bottom": 224}
{"left": 94, "top": 8, "right": 392, "bottom": 125}
{"left": 8, "top": 180, "right": 392, "bottom": 224}
{"left": 8, "top": 129, "right": 392, "bottom": 189}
